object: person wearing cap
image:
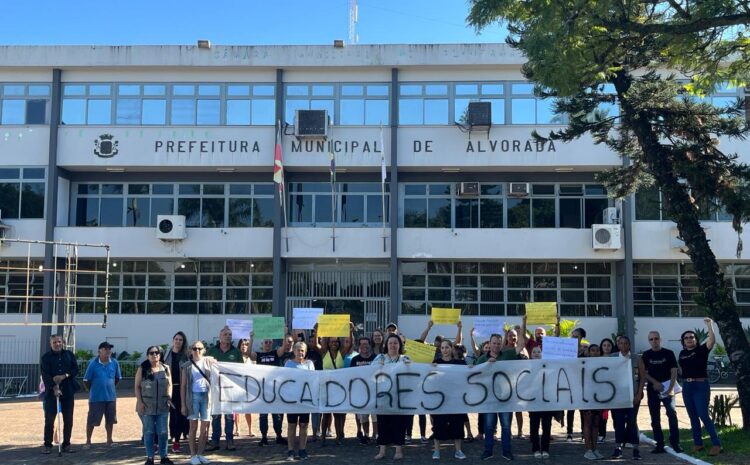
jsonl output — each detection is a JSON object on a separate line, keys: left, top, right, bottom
{"left": 385, "top": 322, "right": 398, "bottom": 335}
{"left": 83, "top": 341, "right": 122, "bottom": 448}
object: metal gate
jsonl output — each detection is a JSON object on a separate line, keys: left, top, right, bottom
{"left": 285, "top": 268, "right": 389, "bottom": 337}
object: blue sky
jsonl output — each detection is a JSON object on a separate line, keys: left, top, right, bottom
{"left": 1, "top": 0, "right": 506, "bottom": 45}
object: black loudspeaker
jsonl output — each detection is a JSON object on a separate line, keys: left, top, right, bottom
{"left": 467, "top": 101, "right": 491, "bottom": 127}
{"left": 295, "top": 110, "right": 329, "bottom": 137}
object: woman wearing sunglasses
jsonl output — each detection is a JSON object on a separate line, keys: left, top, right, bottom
{"left": 180, "top": 341, "right": 216, "bottom": 465}
{"left": 135, "top": 346, "right": 174, "bottom": 465}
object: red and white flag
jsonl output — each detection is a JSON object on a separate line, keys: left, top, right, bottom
{"left": 273, "top": 123, "right": 285, "bottom": 197}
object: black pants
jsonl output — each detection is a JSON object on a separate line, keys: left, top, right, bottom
{"left": 565, "top": 410, "right": 583, "bottom": 436}
{"left": 169, "top": 389, "right": 190, "bottom": 441}
{"left": 406, "top": 414, "right": 426, "bottom": 437}
{"left": 529, "top": 411, "right": 554, "bottom": 453}
{"left": 612, "top": 407, "right": 639, "bottom": 446}
{"left": 44, "top": 394, "right": 74, "bottom": 448}
{"left": 377, "top": 415, "right": 407, "bottom": 446}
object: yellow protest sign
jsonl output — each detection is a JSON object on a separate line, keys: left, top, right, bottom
{"left": 431, "top": 307, "right": 460, "bottom": 325}
{"left": 317, "top": 314, "right": 350, "bottom": 337}
{"left": 404, "top": 339, "right": 436, "bottom": 363}
{"left": 525, "top": 302, "right": 558, "bottom": 325}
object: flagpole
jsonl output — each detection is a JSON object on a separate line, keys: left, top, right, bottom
{"left": 329, "top": 125, "right": 336, "bottom": 253}
{"left": 380, "top": 123, "right": 387, "bottom": 253}
{"left": 275, "top": 120, "right": 289, "bottom": 252}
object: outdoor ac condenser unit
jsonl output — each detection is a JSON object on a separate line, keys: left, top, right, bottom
{"left": 508, "top": 182, "right": 530, "bottom": 197}
{"left": 592, "top": 224, "right": 622, "bottom": 250}
{"left": 467, "top": 102, "right": 492, "bottom": 127}
{"left": 458, "top": 182, "right": 480, "bottom": 197}
{"left": 295, "top": 109, "right": 329, "bottom": 137}
{"left": 156, "top": 215, "right": 187, "bottom": 240}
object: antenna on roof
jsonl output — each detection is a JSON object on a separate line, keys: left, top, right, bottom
{"left": 348, "top": 0, "right": 359, "bottom": 44}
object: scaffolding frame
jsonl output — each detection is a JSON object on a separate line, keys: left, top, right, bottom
{"left": 0, "top": 238, "right": 110, "bottom": 351}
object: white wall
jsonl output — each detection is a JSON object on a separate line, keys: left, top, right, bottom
{"left": 0, "top": 127, "right": 50, "bottom": 165}
{"left": 54, "top": 227, "right": 273, "bottom": 259}
{"left": 632, "top": 221, "right": 750, "bottom": 261}
{"left": 398, "top": 228, "right": 623, "bottom": 260}
{"left": 282, "top": 227, "right": 390, "bottom": 259}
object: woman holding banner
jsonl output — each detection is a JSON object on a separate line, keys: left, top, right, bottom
{"left": 180, "top": 340, "right": 215, "bottom": 465}
{"left": 373, "top": 334, "right": 411, "bottom": 460}
{"left": 430, "top": 339, "right": 467, "bottom": 460}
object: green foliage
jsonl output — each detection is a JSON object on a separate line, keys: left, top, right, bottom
{"left": 555, "top": 319, "right": 579, "bottom": 338}
{"left": 745, "top": 325, "right": 750, "bottom": 342}
{"left": 713, "top": 343, "right": 728, "bottom": 358}
{"left": 710, "top": 394, "right": 740, "bottom": 427}
{"left": 693, "top": 327, "right": 709, "bottom": 344}
{"left": 75, "top": 349, "right": 93, "bottom": 361}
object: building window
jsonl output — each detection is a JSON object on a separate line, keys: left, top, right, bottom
{"left": 0, "top": 259, "right": 44, "bottom": 313}
{"left": 0, "top": 84, "right": 49, "bottom": 125}
{"left": 454, "top": 83, "right": 505, "bottom": 124}
{"left": 634, "top": 262, "right": 750, "bottom": 317}
{"left": 62, "top": 84, "right": 113, "bottom": 125}
{"left": 0, "top": 167, "right": 45, "bottom": 219}
{"left": 399, "top": 83, "right": 449, "bottom": 125}
{"left": 400, "top": 261, "right": 613, "bottom": 317}
{"left": 288, "top": 182, "right": 390, "bottom": 226}
{"left": 71, "top": 182, "right": 274, "bottom": 228}
{"left": 285, "top": 84, "right": 335, "bottom": 125}
{"left": 634, "top": 186, "right": 730, "bottom": 222}
{"left": 76, "top": 260, "right": 273, "bottom": 315}
{"left": 340, "top": 84, "right": 389, "bottom": 125}
{"left": 116, "top": 84, "right": 167, "bottom": 125}
{"left": 226, "top": 84, "right": 275, "bottom": 125}
{"left": 510, "top": 83, "right": 561, "bottom": 125}
{"left": 401, "top": 183, "right": 609, "bottom": 229}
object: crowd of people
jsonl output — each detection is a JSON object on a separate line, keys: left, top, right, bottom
{"left": 39, "top": 317, "right": 724, "bottom": 464}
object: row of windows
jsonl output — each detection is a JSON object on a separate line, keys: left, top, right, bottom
{"left": 0, "top": 168, "right": 46, "bottom": 219}
{"left": 634, "top": 262, "right": 750, "bottom": 317}
{"left": 0, "top": 84, "right": 50, "bottom": 125}
{"left": 2, "top": 81, "right": 745, "bottom": 127}
{"left": 75, "top": 260, "right": 273, "bottom": 315}
{"left": 288, "top": 182, "right": 390, "bottom": 226}
{"left": 635, "top": 187, "right": 732, "bottom": 222}
{"left": 72, "top": 182, "right": 275, "bottom": 228}
{"left": 401, "top": 183, "right": 610, "bottom": 229}
{"left": 401, "top": 261, "right": 613, "bottom": 317}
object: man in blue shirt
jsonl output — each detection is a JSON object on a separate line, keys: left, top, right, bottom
{"left": 83, "top": 341, "right": 122, "bottom": 448}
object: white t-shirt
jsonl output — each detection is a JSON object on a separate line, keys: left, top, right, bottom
{"left": 191, "top": 359, "right": 210, "bottom": 393}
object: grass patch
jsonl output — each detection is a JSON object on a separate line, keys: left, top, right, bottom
{"left": 645, "top": 426, "right": 750, "bottom": 465}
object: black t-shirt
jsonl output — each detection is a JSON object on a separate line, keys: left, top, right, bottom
{"left": 433, "top": 357, "right": 467, "bottom": 366}
{"left": 679, "top": 343, "right": 710, "bottom": 379}
{"left": 306, "top": 350, "right": 324, "bottom": 370}
{"left": 350, "top": 353, "right": 376, "bottom": 367}
{"left": 256, "top": 350, "right": 280, "bottom": 366}
{"left": 279, "top": 351, "right": 294, "bottom": 366}
{"left": 642, "top": 348, "right": 678, "bottom": 385}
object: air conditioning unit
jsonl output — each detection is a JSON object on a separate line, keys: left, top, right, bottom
{"left": 467, "top": 102, "right": 492, "bottom": 128}
{"left": 294, "top": 109, "right": 329, "bottom": 138}
{"left": 592, "top": 224, "right": 622, "bottom": 250}
{"left": 457, "top": 182, "right": 480, "bottom": 197}
{"left": 156, "top": 215, "right": 186, "bottom": 240}
{"left": 671, "top": 226, "right": 711, "bottom": 250}
{"left": 603, "top": 207, "right": 619, "bottom": 225}
{"left": 508, "top": 182, "right": 530, "bottom": 197}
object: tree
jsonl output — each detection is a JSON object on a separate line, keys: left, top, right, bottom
{"left": 467, "top": 0, "right": 750, "bottom": 427}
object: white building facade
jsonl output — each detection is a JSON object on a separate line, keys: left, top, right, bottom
{"left": 0, "top": 44, "right": 748, "bottom": 357}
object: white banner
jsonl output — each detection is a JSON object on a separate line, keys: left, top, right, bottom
{"left": 210, "top": 357, "right": 633, "bottom": 415}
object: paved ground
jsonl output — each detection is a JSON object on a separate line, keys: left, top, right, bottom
{"left": 0, "top": 387, "right": 741, "bottom": 465}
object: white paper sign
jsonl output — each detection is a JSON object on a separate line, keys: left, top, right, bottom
{"left": 541, "top": 336, "right": 579, "bottom": 359}
{"left": 226, "top": 319, "right": 253, "bottom": 340}
{"left": 292, "top": 308, "right": 325, "bottom": 330}
{"left": 473, "top": 317, "right": 505, "bottom": 338}
{"left": 211, "top": 357, "right": 633, "bottom": 415}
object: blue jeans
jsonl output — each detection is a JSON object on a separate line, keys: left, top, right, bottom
{"left": 682, "top": 380, "right": 721, "bottom": 446}
{"left": 483, "top": 412, "right": 512, "bottom": 455}
{"left": 612, "top": 406, "right": 639, "bottom": 446}
{"left": 259, "top": 413, "right": 283, "bottom": 438}
{"left": 646, "top": 388, "right": 680, "bottom": 449}
{"left": 142, "top": 413, "right": 168, "bottom": 459}
{"left": 211, "top": 414, "right": 234, "bottom": 444}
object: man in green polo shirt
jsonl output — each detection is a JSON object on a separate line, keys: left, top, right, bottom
{"left": 206, "top": 326, "right": 242, "bottom": 451}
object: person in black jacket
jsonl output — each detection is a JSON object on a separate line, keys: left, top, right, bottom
{"left": 40, "top": 334, "right": 79, "bottom": 454}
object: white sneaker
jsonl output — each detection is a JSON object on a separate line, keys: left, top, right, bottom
{"left": 584, "top": 450, "right": 598, "bottom": 460}
{"left": 190, "top": 456, "right": 201, "bottom": 465}
{"left": 534, "top": 451, "right": 542, "bottom": 459}
{"left": 454, "top": 450, "right": 467, "bottom": 460}
{"left": 432, "top": 450, "right": 440, "bottom": 460}
{"left": 198, "top": 455, "right": 211, "bottom": 464}
{"left": 594, "top": 450, "right": 604, "bottom": 459}
{"left": 542, "top": 452, "right": 550, "bottom": 459}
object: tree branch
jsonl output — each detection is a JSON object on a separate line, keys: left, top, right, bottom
{"left": 601, "top": 13, "right": 750, "bottom": 35}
